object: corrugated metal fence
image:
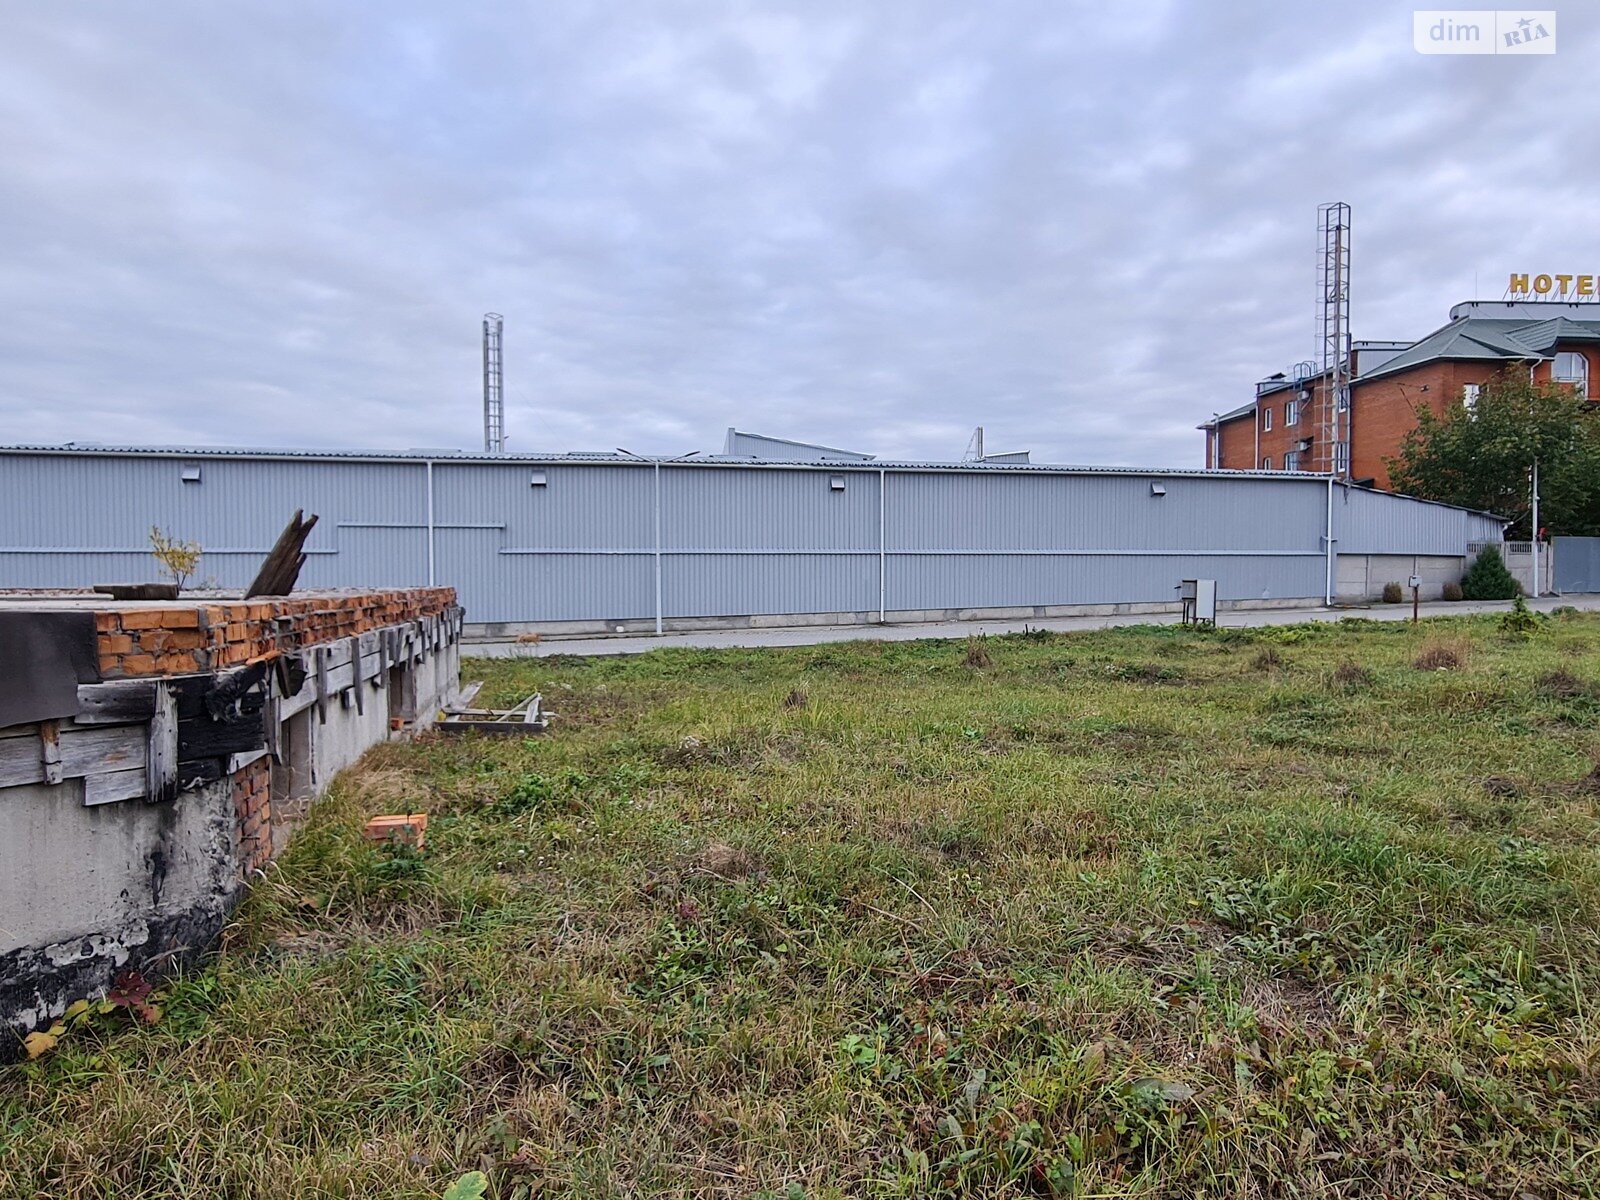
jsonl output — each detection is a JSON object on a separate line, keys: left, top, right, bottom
{"left": 1554, "top": 537, "right": 1600, "bottom": 594}
{"left": 0, "top": 451, "right": 1505, "bottom": 626}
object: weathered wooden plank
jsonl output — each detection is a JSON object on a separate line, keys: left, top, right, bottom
{"left": 226, "top": 748, "right": 269, "bottom": 773}
{"left": 75, "top": 680, "right": 159, "bottom": 725}
{"left": 349, "top": 638, "right": 365, "bottom": 714}
{"left": 318, "top": 639, "right": 355, "bottom": 671}
{"left": 40, "top": 720, "right": 63, "bottom": 785}
{"left": 0, "top": 724, "right": 144, "bottom": 788}
{"left": 280, "top": 684, "right": 317, "bottom": 720}
{"left": 176, "top": 693, "right": 265, "bottom": 762}
{"left": 314, "top": 646, "right": 329, "bottom": 725}
{"left": 147, "top": 680, "right": 178, "bottom": 803}
{"left": 177, "top": 757, "right": 225, "bottom": 788}
{"left": 84, "top": 767, "right": 146, "bottom": 807}
{"left": 263, "top": 687, "right": 282, "bottom": 761}
{"left": 245, "top": 510, "right": 319, "bottom": 598}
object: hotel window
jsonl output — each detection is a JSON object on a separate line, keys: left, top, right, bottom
{"left": 1462, "top": 383, "right": 1481, "bottom": 412}
{"left": 1283, "top": 451, "right": 1300, "bottom": 472}
{"left": 1285, "top": 399, "right": 1299, "bottom": 426}
{"left": 1554, "top": 352, "right": 1589, "bottom": 396}
{"left": 1262, "top": 407, "right": 1272, "bottom": 432}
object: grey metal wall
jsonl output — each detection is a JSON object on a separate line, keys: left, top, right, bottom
{"left": 0, "top": 451, "right": 1501, "bottom": 625}
{"left": 1330, "top": 483, "right": 1504, "bottom": 556}
{"left": 1554, "top": 537, "right": 1600, "bottom": 593}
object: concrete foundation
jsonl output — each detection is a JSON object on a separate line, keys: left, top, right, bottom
{"left": 1334, "top": 554, "right": 1469, "bottom": 602}
{"left": 0, "top": 588, "right": 462, "bottom": 1061}
{"left": 465, "top": 595, "right": 1326, "bottom": 643}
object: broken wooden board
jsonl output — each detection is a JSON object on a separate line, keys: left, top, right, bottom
{"left": 436, "top": 691, "right": 548, "bottom": 736}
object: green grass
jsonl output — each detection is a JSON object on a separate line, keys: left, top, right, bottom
{"left": 6, "top": 614, "right": 1600, "bottom": 1198}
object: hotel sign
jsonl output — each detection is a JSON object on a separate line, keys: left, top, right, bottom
{"left": 1507, "top": 272, "right": 1600, "bottom": 300}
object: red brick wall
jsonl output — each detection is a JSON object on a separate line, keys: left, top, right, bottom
{"left": 1350, "top": 345, "right": 1599, "bottom": 489}
{"left": 232, "top": 757, "right": 273, "bottom": 876}
{"left": 1254, "top": 378, "right": 1327, "bottom": 471}
{"left": 94, "top": 587, "right": 456, "bottom": 679}
{"left": 1215, "top": 378, "right": 1330, "bottom": 472}
{"left": 1213, "top": 414, "right": 1256, "bottom": 469}
{"left": 1221, "top": 342, "right": 1600, "bottom": 488}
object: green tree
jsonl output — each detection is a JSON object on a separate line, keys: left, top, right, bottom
{"left": 1460, "top": 545, "right": 1520, "bottom": 600}
{"left": 1386, "top": 367, "right": 1600, "bottom": 538}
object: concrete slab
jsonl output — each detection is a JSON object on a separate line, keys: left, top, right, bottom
{"left": 464, "top": 595, "right": 1600, "bottom": 659}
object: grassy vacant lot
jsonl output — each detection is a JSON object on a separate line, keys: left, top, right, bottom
{"left": 5, "top": 614, "right": 1600, "bottom": 1199}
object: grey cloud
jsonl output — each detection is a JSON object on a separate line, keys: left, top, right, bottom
{"left": 0, "top": 2, "right": 1594, "bottom": 464}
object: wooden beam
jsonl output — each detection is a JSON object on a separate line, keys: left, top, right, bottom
{"left": 314, "top": 646, "right": 328, "bottom": 724}
{"left": 349, "top": 637, "right": 364, "bottom": 714}
{"left": 245, "top": 510, "right": 320, "bottom": 598}
{"left": 146, "top": 681, "right": 177, "bottom": 803}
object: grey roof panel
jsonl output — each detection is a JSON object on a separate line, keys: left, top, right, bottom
{"left": 1360, "top": 314, "right": 1600, "bottom": 381}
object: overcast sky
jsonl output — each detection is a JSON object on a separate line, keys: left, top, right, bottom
{"left": 0, "top": 3, "right": 1593, "bottom": 465}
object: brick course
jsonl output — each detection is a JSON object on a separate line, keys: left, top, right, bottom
{"left": 92, "top": 587, "right": 457, "bottom": 679}
{"left": 231, "top": 756, "right": 274, "bottom": 876}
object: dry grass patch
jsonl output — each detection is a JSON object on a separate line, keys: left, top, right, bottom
{"left": 1413, "top": 634, "right": 1470, "bottom": 671}
{"left": 963, "top": 634, "right": 992, "bottom": 669}
{"left": 1330, "top": 660, "right": 1373, "bottom": 688}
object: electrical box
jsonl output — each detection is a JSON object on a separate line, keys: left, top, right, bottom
{"left": 1178, "top": 579, "right": 1217, "bottom": 626}
{"left": 1408, "top": 575, "right": 1421, "bottom": 591}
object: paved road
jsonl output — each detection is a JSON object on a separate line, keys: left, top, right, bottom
{"left": 464, "top": 595, "right": 1600, "bottom": 659}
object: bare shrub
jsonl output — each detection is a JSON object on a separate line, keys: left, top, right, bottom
{"left": 1537, "top": 669, "right": 1588, "bottom": 699}
{"left": 782, "top": 687, "right": 808, "bottom": 709}
{"left": 1413, "top": 636, "right": 1469, "bottom": 672}
{"left": 1253, "top": 647, "right": 1285, "bottom": 671}
{"left": 1331, "top": 661, "right": 1373, "bottom": 688}
{"left": 1381, "top": 581, "right": 1404, "bottom": 604}
{"left": 964, "top": 635, "right": 992, "bottom": 669}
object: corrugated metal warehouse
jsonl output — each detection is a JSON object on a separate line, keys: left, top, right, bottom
{"left": 0, "top": 444, "right": 1505, "bottom": 633}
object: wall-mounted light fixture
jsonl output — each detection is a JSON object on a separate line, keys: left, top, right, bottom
{"left": 829, "top": 474, "right": 846, "bottom": 491}
{"left": 181, "top": 464, "right": 202, "bottom": 483}
{"left": 1150, "top": 481, "right": 1167, "bottom": 496}
{"left": 529, "top": 470, "right": 548, "bottom": 487}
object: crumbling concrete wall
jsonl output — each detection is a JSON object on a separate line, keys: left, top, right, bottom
{"left": 0, "top": 589, "right": 462, "bottom": 1061}
{"left": 0, "top": 773, "right": 239, "bottom": 1040}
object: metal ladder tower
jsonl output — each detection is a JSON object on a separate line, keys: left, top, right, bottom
{"left": 1316, "top": 203, "right": 1351, "bottom": 477}
{"left": 482, "top": 312, "right": 505, "bottom": 455}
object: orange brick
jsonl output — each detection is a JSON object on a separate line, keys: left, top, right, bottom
{"left": 363, "top": 813, "right": 427, "bottom": 850}
{"left": 121, "top": 654, "right": 156, "bottom": 674}
{"left": 160, "top": 610, "right": 202, "bottom": 629}
{"left": 120, "top": 610, "right": 168, "bottom": 630}
{"left": 94, "top": 612, "right": 121, "bottom": 632}
{"left": 101, "top": 633, "right": 134, "bottom": 654}
{"left": 155, "top": 653, "right": 202, "bottom": 674}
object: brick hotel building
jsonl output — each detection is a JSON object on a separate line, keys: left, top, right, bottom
{"left": 1202, "top": 301, "right": 1600, "bottom": 490}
